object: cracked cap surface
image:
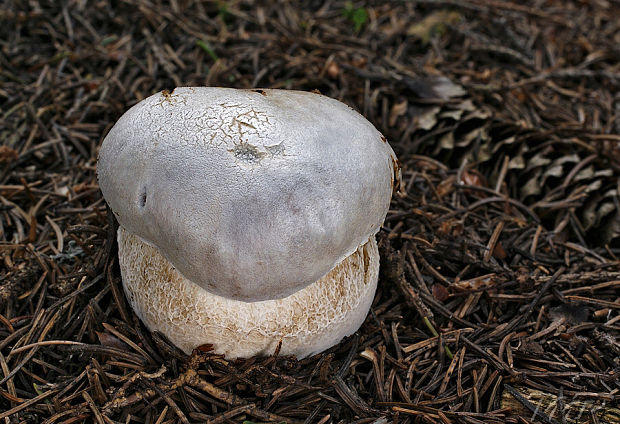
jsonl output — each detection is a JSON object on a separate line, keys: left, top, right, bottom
{"left": 98, "top": 87, "right": 399, "bottom": 302}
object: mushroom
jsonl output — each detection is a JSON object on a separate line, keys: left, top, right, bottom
{"left": 97, "top": 87, "right": 400, "bottom": 359}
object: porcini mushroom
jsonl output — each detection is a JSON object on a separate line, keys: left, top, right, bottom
{"left": 98, "top": 87, "right": 400, "bottom": 359}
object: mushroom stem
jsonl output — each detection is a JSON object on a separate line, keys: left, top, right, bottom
{"left": 117, "top": 226, "right": 380, "bottom": 359}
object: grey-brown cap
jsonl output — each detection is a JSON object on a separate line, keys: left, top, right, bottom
{"left": 98, "top": 87, "right": 399, "bottom": 302}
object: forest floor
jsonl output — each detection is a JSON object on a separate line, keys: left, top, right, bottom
{"left": 1, "top": 1, "right": 619, "bottom": 423}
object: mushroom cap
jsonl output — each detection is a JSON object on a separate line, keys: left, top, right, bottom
{"left": 117, "top": 226, "right": 379, "bottom": 358}
{"left": 98, "top": 87, "right": 398, "bottom": 302}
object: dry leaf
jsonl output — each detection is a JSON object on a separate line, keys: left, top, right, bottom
{"left": 326, "top": 61, "right": 339, "bottom": 79}
{"left": 417, "top": 106, "right": 441, "bottom": 130}
{"left": 461, "top": 170, "right": 487, "bottom": 188}
{"left": 0, "top": 145, "right": 18, "bottom": 162}
{"left": 408, "top": 10, "right": 461, "bottom": 44}
{"left": 96, "top": 331, "right": 129, "bottom": 350}
{"left": 195, "top": 344, "right": 214, "bottom": 352}
{"left": 517, "top": 339, "right": 544, "bottom": 355}
{"left": 549, "top": 304, "right": 590, "bottom": 325}
{"left": 430, "top": 76, "right": 466, "bottom": 99}
{"left": 432, "top": 283, "right": 449, "bottom": 302}
{"left": 493, "top": 242, "right": 508, "bottom": 259}
{"left": 389, "top": 99, "right": 408, "bottom": 127}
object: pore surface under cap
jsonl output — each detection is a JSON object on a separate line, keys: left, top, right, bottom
{"left": 117, "top": 227, "right": 379, "bottom": 358}
{"left": 98, "top": 87, "right": 398, "bottom": 302}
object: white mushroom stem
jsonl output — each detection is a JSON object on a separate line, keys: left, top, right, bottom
{"left": 117, "top": 226, "right": 380, "bottom": 359}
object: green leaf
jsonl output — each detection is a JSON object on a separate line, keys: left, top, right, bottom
{"left": 196, "top": 40, "right": 218, "bottom": 62}
{"left": 342, "top": 1, "right": 367, "bottom": 32}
